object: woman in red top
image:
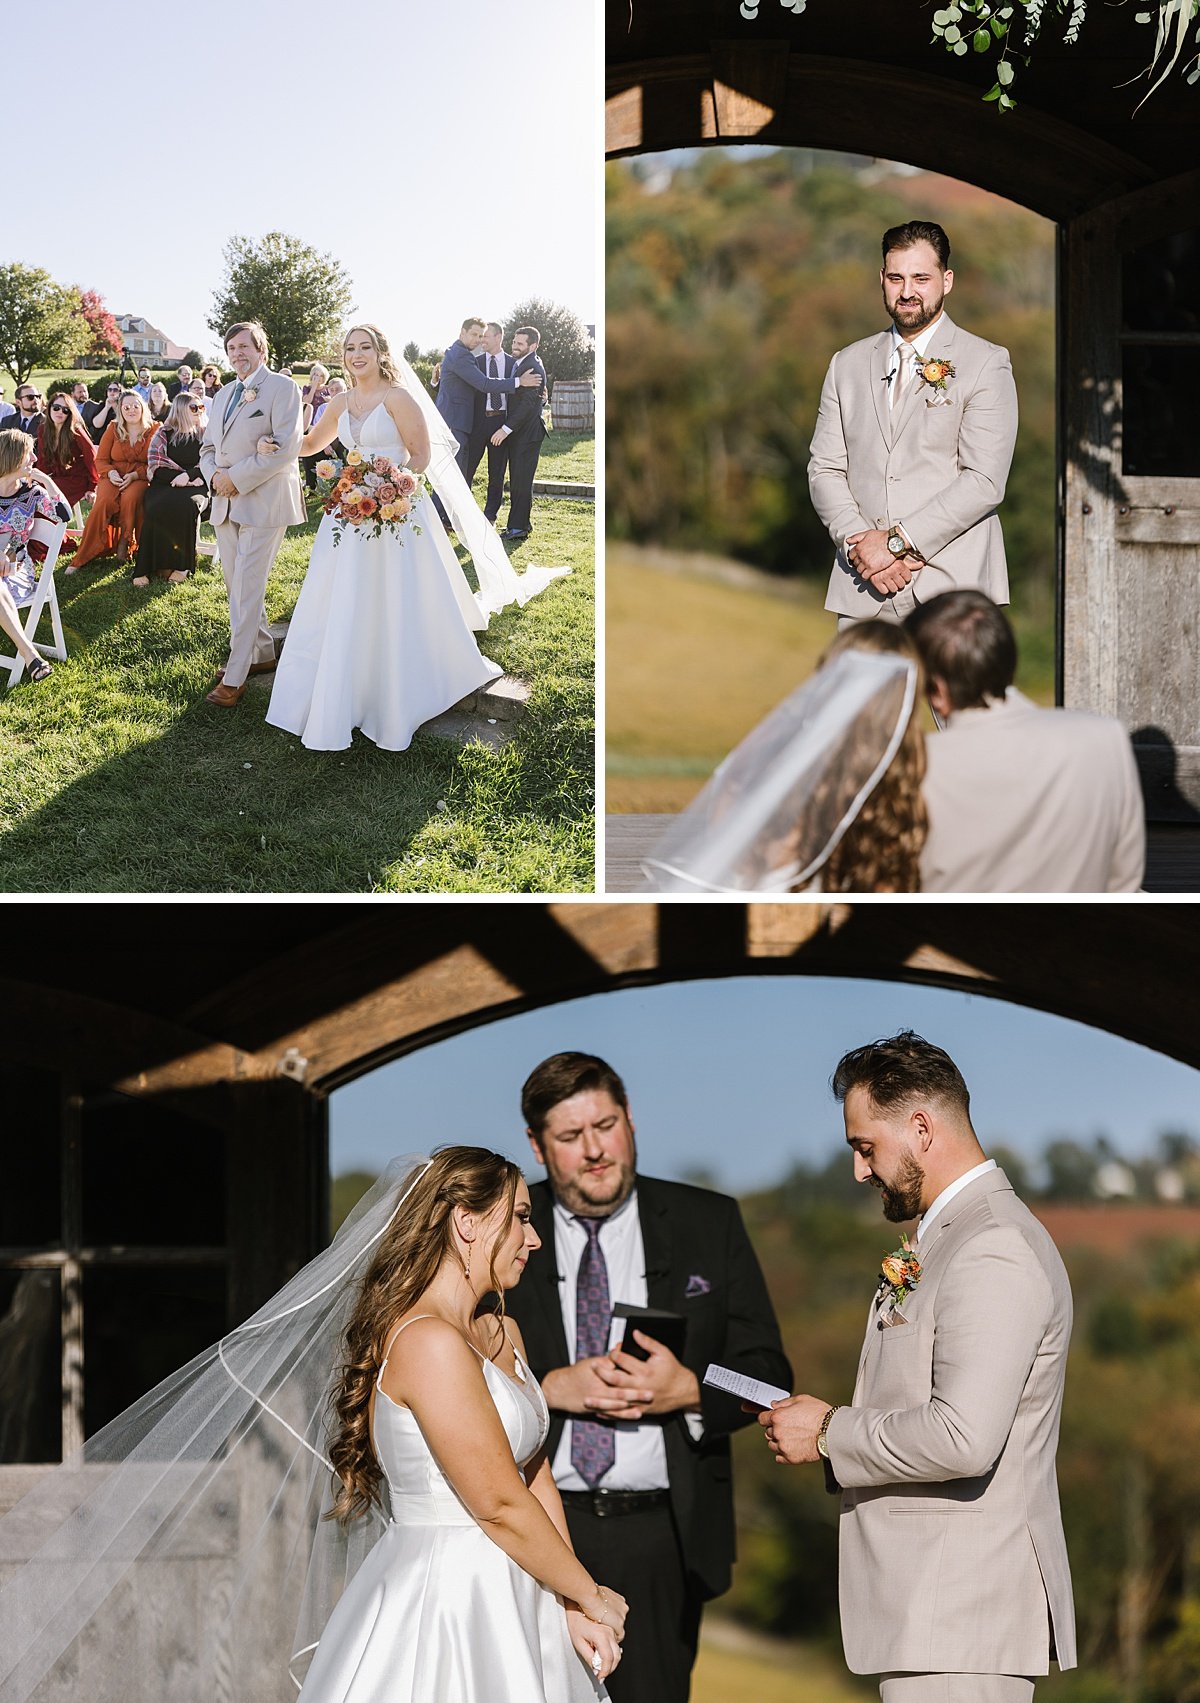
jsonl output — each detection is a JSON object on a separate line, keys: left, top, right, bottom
{"left": 68, "top": 391, "right": 158, "bottom": 571}
{"left": 36, "top": 394, "right": 98, "bottom": 510}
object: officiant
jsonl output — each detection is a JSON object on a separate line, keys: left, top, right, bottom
{"left": 507, "top": 1052, "right": 791, "bottom": 1703}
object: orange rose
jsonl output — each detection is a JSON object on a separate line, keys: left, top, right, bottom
{"left": 881, "top": 1255, "right": 909, "bottom": 1290}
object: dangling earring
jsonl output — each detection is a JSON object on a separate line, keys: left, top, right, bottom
{"left": 463, "top": 1242, "right": 472, "bottom": 1283}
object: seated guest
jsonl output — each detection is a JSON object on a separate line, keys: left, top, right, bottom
{"left": 70, "top": 380, "right": 92, "bottom": 418}
{"left": 200, "top": 364, "right": 223, "bottom": 401}
{"left": 147, "top": 380, "right": 171, "bottom": 424}
{"left": 167, "top": 363, "right": 194, "bottom": 399}
{"left": 906, "top": 590, "right": 1146, "bottom": 892}
{"left": 0, "top": 428, "right": 71, "bottom": 684}
{"left": 133, "top": 365, "right": 153, "bottom": 402}
{"left": 9, "top": 384, "right": 44, "bottom": 440}
{"left": 69, "top": 390, "right": 158, "bottom": 571}
{"left": 37, "top": 394, "right": 98, "bottom": 513}
{"left": 134, "top": 392, "right": 210, "bottom": 587}
{"left": 87, "top": 381, "right": 123, "bottom": 442}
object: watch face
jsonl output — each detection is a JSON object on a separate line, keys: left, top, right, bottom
{"left": 816, "top": 1434, "right": 829, "bottom": 1458}
{"left": 888, "top": 533, "right": 906, "bottom": 555}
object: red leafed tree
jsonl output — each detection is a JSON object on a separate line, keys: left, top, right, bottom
{"left": 74, "top": 288, "right": 123, "bottom": 361}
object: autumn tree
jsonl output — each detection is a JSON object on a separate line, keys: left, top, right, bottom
{"left": 73, "top": 289, "right": 123, "bottom": 363}
{"left": 208, "top": 232, "right": 354, "bottom": 368}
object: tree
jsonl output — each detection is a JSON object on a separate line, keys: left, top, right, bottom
{"left": 72, "top": 288, "right": 122, "bottom": 363}
{"left": 181, "top": 349, "right": 205, "bottom": 368}
{"left": 499, "top": 296, "right": 594, "bottom": 384}
{"left": 0, "top": 264, "right": 83, "bottom": 385}
{"left": 402, "top": 340, "right": 421, "bottom": 363}
{"left": 208, "top": 232, "right": 354, "bottom": 368}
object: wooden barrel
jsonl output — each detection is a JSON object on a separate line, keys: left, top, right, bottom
{"left": 550, "top": 379, "right": 594, "bottom": 432}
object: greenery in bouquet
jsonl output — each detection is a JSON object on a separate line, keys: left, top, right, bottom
{"left": 313, "top": 448, "right": 427, "bottom": 548}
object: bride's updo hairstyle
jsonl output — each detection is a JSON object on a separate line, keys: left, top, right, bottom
{"left": 811, "top": 624, "right": 928, "bottom": 895}
{"left": 327, "top": 1145, "right": 523, "bottom": 1524}
{"left": 342, "top": 322, "right": 401, "bottom": 388}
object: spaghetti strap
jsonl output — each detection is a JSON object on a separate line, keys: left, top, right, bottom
{"left": 377, "top": 1314, "right": 437, "bottom": 1387}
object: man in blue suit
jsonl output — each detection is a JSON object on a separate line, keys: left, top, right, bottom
{"left": 436, "top": 316, "right": 541, "bottom": 477}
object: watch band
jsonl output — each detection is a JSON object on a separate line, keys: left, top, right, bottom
{"left": 816, "top": 1404, "right": 842, "bottom": 1458}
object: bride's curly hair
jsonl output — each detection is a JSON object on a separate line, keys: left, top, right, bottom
{"left": 812, "top": 624, "right": 929, "bottom": 894}
{"left": 342, "top": 322, "right": 401, "bottom": 389}
{"left": 326, "top": 1146, "right": 522, "bottom": 1525}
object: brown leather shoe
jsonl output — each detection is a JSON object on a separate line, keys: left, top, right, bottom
{"left": 216, "top": 658, "right": 276, "bottom": 682}
{"left": 206, "top": 682, "right": 246, "bottom": 707}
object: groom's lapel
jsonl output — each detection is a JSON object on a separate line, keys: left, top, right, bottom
{"left": 892, "top": 316, "right": 959, "bottom": 448}
{"left": 870, "top": 331, "right": 893, "bottom": 448}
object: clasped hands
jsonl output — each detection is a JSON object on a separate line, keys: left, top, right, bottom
{"left": 747, "top": 1392, "right": 834, "bottom": 1465}
{"left": 544, "top": 1331, "right": 700, "bottom": 1423}
{"left": 845, "top": 528, "right": 922, "bottom": 598}
{"left": 211, "top": 470, "right": 240, "bottom": 498}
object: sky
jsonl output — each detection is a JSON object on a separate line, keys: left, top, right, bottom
{"left": 20, "top": 0, "right": 597, "bottom": 358}
{"left": 330, "top": 975, "right": 1200, "bottom": 1195}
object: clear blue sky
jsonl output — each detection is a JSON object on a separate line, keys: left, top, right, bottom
{"left": 21, "top": 0, "right": 595, "bottom": 358}
{"left": 331, "top": 976, "right": 1200, "bottom": 1195}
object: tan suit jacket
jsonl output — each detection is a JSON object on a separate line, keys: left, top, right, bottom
{"left": 827, "top": 1169, "right": 1076, "bottom": 1678}
{"left": 809, "top": 313, "right": 1018, "bottom": 620}
{"left": 920, "top": 689, "right": 1146, "bottom": 893}
{"left": 199, "top": 367, "right": 305, "bottom": 529}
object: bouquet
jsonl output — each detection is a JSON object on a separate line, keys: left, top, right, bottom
{"left": 313, "top": 449, "right": 427, "bottom": 547}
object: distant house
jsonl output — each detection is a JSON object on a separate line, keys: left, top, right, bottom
{"left": 115, "top": 313, "right": 187, "bottom": 368}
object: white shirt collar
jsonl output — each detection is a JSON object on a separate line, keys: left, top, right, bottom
{"left": 916, "top": 1158, "right": 997, "bottom": 1243}
{"left": 553, "top": 1186, "right": 638, "bottom": 1235}
{"left": 891, "top": 312, "right": 945, "bottom": 364}
{"left": 240, "top": 363, "right": 267, "bottom": 390}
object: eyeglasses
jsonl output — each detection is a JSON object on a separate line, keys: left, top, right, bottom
{"left": 187, "top": 403, "right": 205, "bottom": 412}
{"left": 19, "top": 394, "right": 39, "bottom": 404}
{"left": 49, "top": 403, "right": 70, "bottom": 415}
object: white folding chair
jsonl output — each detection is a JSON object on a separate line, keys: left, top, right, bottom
{"left": 1, "top": 514, "right": 69, "bottom": 687}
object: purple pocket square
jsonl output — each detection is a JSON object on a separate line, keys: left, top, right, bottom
{"left": 685, "top": 1274, "right": 711, "bottom": 1298}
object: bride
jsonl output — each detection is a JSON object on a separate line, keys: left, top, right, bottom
{"left": 264, "top": 324, "right": 560, "bottom": 753}
{"left": 0, "top": 1149, "right": 625, "bottom": 1703}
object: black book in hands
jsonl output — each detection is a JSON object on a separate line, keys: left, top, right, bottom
{"left": 612, "top": 1302, "right": 686, "bottom": 1362}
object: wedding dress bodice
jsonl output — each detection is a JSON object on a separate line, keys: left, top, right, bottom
{"left": 374, "top": 1326, "right": 549, "bottom": 1526}
{"left": 340, "top": 399, "right": 411, "bottom": 463}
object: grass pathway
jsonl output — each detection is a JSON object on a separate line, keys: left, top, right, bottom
{"left": 0, "top": 445, "right": 594, "bottom": 893}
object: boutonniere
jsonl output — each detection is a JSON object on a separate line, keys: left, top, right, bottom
{"left": 917, "top": 356, "right": 955, "bottom": 407}
{"left": 877, "top": 1233, "right": 921, "bottom": 1309}
{"left": 242, "top": 387, "right": 258, "bottom": 405}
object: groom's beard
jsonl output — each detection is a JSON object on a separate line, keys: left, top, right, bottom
{"left": 873, "top": 1151, "right": 925, "bottom": 1223}
{"left": 887, "top": 290, "right": 945, "bottom": 336}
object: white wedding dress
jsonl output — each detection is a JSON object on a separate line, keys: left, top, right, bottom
{"left": 296, "top": 1320, "right": 607, "bottom": 1703}
{"left": 266, "top": 402, "right": 502, "bottom": 751}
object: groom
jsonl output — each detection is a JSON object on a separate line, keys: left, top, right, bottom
{"left": 199, "top": 321, "right": 305, "bottom": 707}
{"left": 436, "top": 315, "right": 541, "bottom": 478}
{"left": 759, "top": 1032, "right": 1076, "bottom": 1702}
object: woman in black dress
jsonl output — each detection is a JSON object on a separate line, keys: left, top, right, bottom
{"left": 134, "top": 393, "right": 210, "bottom": 586}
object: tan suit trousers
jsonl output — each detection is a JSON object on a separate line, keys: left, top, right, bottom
{"left": 215, "top": 520, "right": 285, "bottom": 687}
{"left": 836, "top": 582, "right": 918, "bottom": 631}
{"left": 880, "top": 1675, "right": 1036, "bottom": 1701}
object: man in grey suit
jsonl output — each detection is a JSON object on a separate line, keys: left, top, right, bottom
{"left": 199, "top": 321, "right": 305, "bottom": 707}
{"left": 809, "top": 221, "right": 1018, "bottom": 626}
{"left": 907, "top": 591, "right": 1145, "bottom": 891}
{"left": 759, "top": 1032, "right": 1076, "bottom": 1702}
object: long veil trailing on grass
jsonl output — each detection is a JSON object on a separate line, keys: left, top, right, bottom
{"left": 394, "top": 355, "right": 570, "bottom": 619}
{"left": 642, "top": 650, "right": 918, "bottom": 893}
{"left": 0, "top": 1157, "right": 433, "bottom": 1703}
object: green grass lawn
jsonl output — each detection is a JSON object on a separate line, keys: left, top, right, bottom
{"left": 606, "top": 543, "right": 1054, "bottom": 814}
{"left": 0, "top": 464, "right": 595, "bottom": 894}
{"left": 536, "top": 430, "right": 594, "bottom": 483}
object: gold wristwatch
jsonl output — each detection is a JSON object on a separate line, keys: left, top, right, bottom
{"left": 816, "top": 1404, "right": 842, "bottom": 1459}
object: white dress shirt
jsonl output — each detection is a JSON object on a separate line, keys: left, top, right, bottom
{"left": 916, "top": 1158, "right": 997, "bottom": 1245}
{"left": 549, "top": 1190, "right": 670, "bottom": 1492}
{"left": 887, "top": 312, "right": 945, "bottom": 409}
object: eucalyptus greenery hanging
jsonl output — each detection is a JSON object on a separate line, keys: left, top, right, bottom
{"left": 736, "top": 0, "right": 1200, "bottom": 111}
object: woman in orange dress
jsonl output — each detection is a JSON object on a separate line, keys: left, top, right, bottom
{"left": 68, "top": 391, "right": 158, "bottom": 571}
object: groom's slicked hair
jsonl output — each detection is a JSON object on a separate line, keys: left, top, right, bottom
{"left": 515, "top": 325, "right": 541, "bottom": 346}
{"left": 881, "top": 220, "right": 951, "bottom": 270}
{"left": 225, "top": 320, "right": 269, "bottom": 355}
{"left": 832, "top": 1031, "right": 971, "bottom": 1121}
{"left": 906, "top": 590, "right": 1017, "bottom": 711}
{"left": 461, "top": 316, "right": 486, "bottom": 334}
{"left": 521, "top": 1052, "right": 629, "bottom": 1134}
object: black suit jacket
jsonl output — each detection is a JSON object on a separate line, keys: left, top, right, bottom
{"left": 508, "top": 1174, "right": 791, "bottom": 1601}
{"left": 504, "top": 353, "right": 547, "bottom": 444}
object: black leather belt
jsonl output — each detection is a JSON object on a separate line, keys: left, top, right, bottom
{"left": 559, "top": 1488, "right": 670, "bottom": 1517}
{"left": 485, "top": 409, "right": 506, "bottom": 417}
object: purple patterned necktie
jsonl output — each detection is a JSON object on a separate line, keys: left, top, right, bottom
{"left": 571, "top": 1217, "right": 615, "bottom": 1486}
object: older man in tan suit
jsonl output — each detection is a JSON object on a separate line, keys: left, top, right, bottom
{"left": 200, "top": 321, "right": 305, "bottom": 707}
{"left": 809, "top": 220, "right": 1018, "bottom": 627}
{"left": 759, "top": 1032, "right": 1076, "bottom": 1702}
{"left": 907, "top": 591, "right": 1145, "bottom": 891}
